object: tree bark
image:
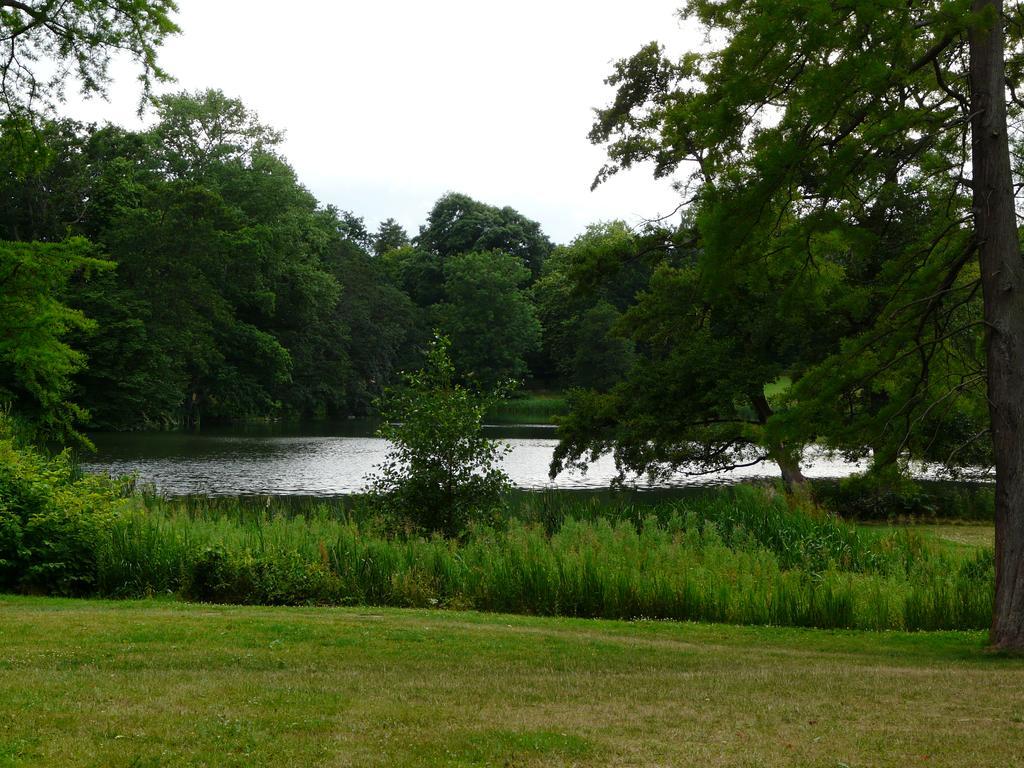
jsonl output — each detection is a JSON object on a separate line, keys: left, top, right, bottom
{"left": 969, "top": 0, "right": 1024, "bottom": 650}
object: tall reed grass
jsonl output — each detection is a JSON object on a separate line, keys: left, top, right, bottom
{"left": 94, "top": 487, "right": 993, "bottom": 631}
{"left": 485, "top": 395, "right": 567, "bottom": 424}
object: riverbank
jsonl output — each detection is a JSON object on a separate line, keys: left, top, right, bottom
{"left": 0, "top": 596, "right": 1020, "bottom": 767}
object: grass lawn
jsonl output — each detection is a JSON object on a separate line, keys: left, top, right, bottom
{"left": 913, "top": 524, "right": 994, "bottom": 549}
{"left": 764, "top": 376, "right": 793, "bottom": 399}
{"left": 861, "top": 523, "right": 995, "bottom": 551}
{"left": 486, "top": 392, "right": 567, "bottom": 424}
{"left": 0, "top": 597, "right": 1021, "bottom": 767}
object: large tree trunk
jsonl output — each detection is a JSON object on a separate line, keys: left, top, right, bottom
{"left": 969, "top": 0, "right": 1024, "bottom": 650}
{"left": 750, "top": 393, "right": 807, "bottom": 491}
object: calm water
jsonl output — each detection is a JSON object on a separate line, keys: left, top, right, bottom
{"left": 80, "top": 420, "right": 880, "bottom": 496}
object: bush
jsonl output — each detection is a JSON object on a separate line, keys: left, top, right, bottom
{"left": 183, "top": 545, "right": 340, "bottom": 605}
{"left": 815, "top": 470, "right": 995, "bottom": 521}
{"left": 0, "top": 414, "right": 129, "bottom": 594}
{"left": 367, "top": 335, "right": 512, "bottom": 536}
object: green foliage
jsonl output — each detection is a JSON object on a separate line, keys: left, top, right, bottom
{"left": 433, "top": 251, "right": 541, "bottom": 387}
{"left": 367, "top": 336, "right": 513, "bottom": 536}
{"left": 486, "top": 393, "right": 567, "bottom": 425}
{"left": 0, "top": 109, "right": 574, "bottom": 430}
{"left": 380, "top": 244, "right": 446, "bottom": 307}
{"left": 0, "top": 0, "right": 179, "bottom": 117}
{"left": 549, "top": 213, "right": 843, "bottom": 486}
{"left": 326, "top": 242, "right": 419, "bottom": 415}
{"left": 0, "top": 414, "right": 130, "bottom": 594}
{"left": 379, "top": 193, "right": 555, "bottom": 390}
{"left": 0, "top": 117, "right": 96, "bottom": 237}
{"left": 0, "top": 94, "right": 421, "bottom": 428}
{"left": 184, "top": 544, "right": 341, "bottom": 605}
{"left": 336, "top": 209, "right": 373, "bottom": 250}
{"left": 417, "top": 192, "right": 553, "bottom": 277}
{"left": 531, "top": 222, "right": 642, "bottom": 390}
{"left": 68, "top": 272, "right": 193, "bottom": 429}
{"left": 815, "top": 474, "right": 995, "bottom": 522}
{"left": 0, "top": 238, "right": 110, "bottom": 440}
{"left": 149, "top": 89, "right": 283, "bottom": 177}
{"left": 582, "top": 1, "right": 995, "bottom": 482}
{"left": 372, "top": 217, "right": 410, "bottom": 257}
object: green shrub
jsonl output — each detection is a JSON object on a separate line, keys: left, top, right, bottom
{"left": 485, "top": 394, "right": 567, "bottom": 425}
{"left": 184, "top": 544, "right": 341, "bottom": 605}
{"left": 0, "top": 416, "right": 129, "bottom": 594}
{"left": 368, "top": 335, "right": 512, "bottom": 536}
{"left": 815, "top": 471, "right": 994, "bottom": 521}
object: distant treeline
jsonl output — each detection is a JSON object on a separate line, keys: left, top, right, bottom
{"left": 0, "top": 90, "right": 638, "bottom": 432}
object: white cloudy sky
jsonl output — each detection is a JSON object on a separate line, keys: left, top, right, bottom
{"left": 63, "top": 1, "right": 702, "bottom": 244}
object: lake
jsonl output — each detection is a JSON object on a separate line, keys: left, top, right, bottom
{"left": 81, "top": 420, "right": 882, "bottom": 496}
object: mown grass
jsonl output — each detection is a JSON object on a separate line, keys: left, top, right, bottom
{"left": 86, "top": 487, "right": 994, "bottom": 632}
{"left": 918, "top": 523, "right": 995, "bottom": 548}
{"left": 0, "top": 596, "right": 1020, "bottom": 767}
{"left": 764, "top": 375, "right": 793, "bottom": 398}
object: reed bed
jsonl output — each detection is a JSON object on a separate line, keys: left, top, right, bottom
{"left": 94, "top": 487, "right": 993, "bottom": 631}
{"left": 485, "top": 394, "right": 568, "bottom": 424}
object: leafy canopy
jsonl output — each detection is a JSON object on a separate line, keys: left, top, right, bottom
{"left": 417, "top": 192, "right": 553, "bottom": 277}
{"left": 531, "top": 222, "right": 642, "bottom": 391}
{"left": 556, "top": 0, "right": 1005, "bottom": 484}
{"left": 433, "top": 250, "right": 541, "bottom": 388}
{"left": 0, "top": 237, "right": 110, "bottom": 440}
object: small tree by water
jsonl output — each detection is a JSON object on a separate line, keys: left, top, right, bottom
{"left": 367, "top": 335, "right": 512, "bottom": 536}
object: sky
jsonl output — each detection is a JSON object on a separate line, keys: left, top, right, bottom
{"left": 63, "top": 1, "right": 702, "bottom": 244}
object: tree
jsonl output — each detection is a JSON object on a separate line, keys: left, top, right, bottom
{"left": 372, "top": 217, "right": 410, "bottom": 257}
{"left": 433, "top": 250, "right": 541, "bottom": 388}
{"left": 321, "top": 233, "right": 419, "bottom": 416}
{"left": 0, "top": 0, "right": 179, "bottom": 117}
{"left": 367, "top": 335, "right": 511, "bottom": 537}
{"left": 532, "top": 222, "right": 644, "bottom": 391}
{"left": 585, "top": 1, "right": 1024, "bottom": 647}
{"left": 970, "top": 0, "right": 1024, "bottom": 650}
{"left": 0, "top": 117, "right": 97, "bottom": 241}
{"left": 0, "top": 237, "right": 109, "bottom": 440}
{"left": 148, "top": 89, "right": 282, "bottom": 179}
{"left": 0, "top": 0, "right": 178, "bottom": 436}
{"left": 379, "top": 193, "right": 554, "bottom": 388}
{"left": 416, "top": 192, "right": 553, "bottom": 277}
{"left": 89, "top": 131, "right": 301, "bottom": 426}
{"left": 552, "top": 215, "right": 841, "bottom": 489}
{"left": 379, "top": 244, "right": 445, "bottom": 308}
{"left": 336, "top": 209, "right": 373, "bottom": 251}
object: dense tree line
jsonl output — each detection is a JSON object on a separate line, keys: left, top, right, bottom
{"left": 1, "top": 94, "right": 408, "bottom": 428}
{"left": 0, "top": 91, "right": 634, "bottom": 432}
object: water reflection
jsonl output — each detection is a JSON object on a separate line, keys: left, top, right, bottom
{"left": 79, "top": 421, "right": 896, "bottom": 497}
